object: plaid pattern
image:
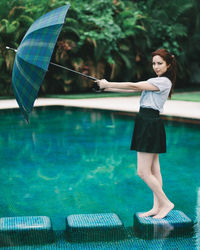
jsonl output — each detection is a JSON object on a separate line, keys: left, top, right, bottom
{"left": 12, "top": 5, "right": 70, "bottom": 121}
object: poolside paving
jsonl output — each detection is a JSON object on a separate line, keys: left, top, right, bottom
{"left": 0, "top": 97, "right": 200, "bottom": 120}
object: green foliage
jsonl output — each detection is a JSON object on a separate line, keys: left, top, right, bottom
{"left": 0, "top": 0, "right": 199, "bottom": 96}
{"left": 49, "top": 0, "right": 147, "bottom": 92}
{"left": 135, "top": 0, "right": 200, "bottom": 85}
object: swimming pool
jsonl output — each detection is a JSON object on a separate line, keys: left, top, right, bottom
{"left": 0, "top": 106, "right": 199, "bottom": 249}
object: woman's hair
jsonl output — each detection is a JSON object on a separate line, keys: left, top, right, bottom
{"left": 152, "top": 48, "right": 177, "bottom": 98}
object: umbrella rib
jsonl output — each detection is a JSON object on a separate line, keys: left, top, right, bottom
{"left": 20, "top": 24, "right": 63, "bottom": 45}
{"left": 15, "top": 56, "right": 44, "bottom": 92}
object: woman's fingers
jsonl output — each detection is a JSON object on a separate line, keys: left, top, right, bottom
{"left": 95, "top": 79, "right": 109, "bottom": 89}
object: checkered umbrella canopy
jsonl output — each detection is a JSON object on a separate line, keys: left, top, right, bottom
{"left": 12, "top": 5, "right": 70, "bottom": 122}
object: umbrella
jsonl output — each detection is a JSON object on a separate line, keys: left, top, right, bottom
{"left": 6, "top": 5, "right": 98, "bottom": 122}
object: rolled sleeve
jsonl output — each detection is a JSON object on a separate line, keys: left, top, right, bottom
{"left": 147, "top": 77, "right": 172, "bottom": 92}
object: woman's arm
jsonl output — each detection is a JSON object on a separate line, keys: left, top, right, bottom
{"left": 103, "top": 88, "right": 138, "bottom": 93}
{"left": 96, "top": 79, "right": 159, "bottom": 91}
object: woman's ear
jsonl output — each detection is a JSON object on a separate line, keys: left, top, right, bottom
{"left": 167, "top": 64, "right": 171, "bottom": 69}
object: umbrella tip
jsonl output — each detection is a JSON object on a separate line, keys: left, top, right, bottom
{"left": 6, "top": 46, "right": 17, "bottom": 52}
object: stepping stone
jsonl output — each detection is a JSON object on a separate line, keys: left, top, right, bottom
{"left": 0, "top": 216, "right": 54, "bottom": 247}
{"left": 134, "top": 210, "right": 194, "bottom": 239}
{"left": 66, "top": 213, "right": 125, "bottom": 242}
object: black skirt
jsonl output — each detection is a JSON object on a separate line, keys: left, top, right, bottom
{"left": 130, "top": 107, "right": 166, "bottom": 153}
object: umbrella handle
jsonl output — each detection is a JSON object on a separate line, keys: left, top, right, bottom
{"left": 92, "top": 82, "right": 105, "bottom": 93}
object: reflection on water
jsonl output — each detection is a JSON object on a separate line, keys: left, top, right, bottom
{"left": 153, "top": 221, "right": 174, "bottom": 239}
{"left": 0, "top": 107, "right": 199, "bottom": 234}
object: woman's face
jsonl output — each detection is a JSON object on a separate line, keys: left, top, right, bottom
{"left": 152, "top": 55, "right": 169, "bottom": 77}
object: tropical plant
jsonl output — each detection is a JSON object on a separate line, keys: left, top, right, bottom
{"left": 0, "top": 0, "right": 34, "bottom": 95}
{"left": 46, "top": 0, "right": 147, "bottom": 93}
{"left": 134, "top": 0, "right": 199, "bottom": 86}
{"left": 181, "top": 0, "right": 200, "bottom": 85}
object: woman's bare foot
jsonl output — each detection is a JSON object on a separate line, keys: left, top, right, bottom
{"left": 139, "top": 207, "right": 159, "bottom": 218}
{"left": 153, "top": 202, "right": 174, "bottom": 219}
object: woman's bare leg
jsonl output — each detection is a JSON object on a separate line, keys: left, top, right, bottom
{"left": 137, "top": 152, "right": 174, "bottom": 219}
{"left": 151, "top": 154, "right": 163, "bottom": 215}
{"left": 139, "top": 154, "right": 162, "bottom": 217}
{"left": 151, "top": 154, "right": 175, "bottom": 218}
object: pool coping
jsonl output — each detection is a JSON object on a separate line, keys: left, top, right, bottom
{"left": 0, "top": 97, "right": 200, "bottom": 123}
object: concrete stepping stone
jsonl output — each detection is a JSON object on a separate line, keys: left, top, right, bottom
{"left": 66, "top": 213, "right": 125, "bottom": 242}
{"left": 134, "top": 210, "right": 194, "bottom": 239}
{"left": 0, "top": 216, "right": 54, "bottom": 247}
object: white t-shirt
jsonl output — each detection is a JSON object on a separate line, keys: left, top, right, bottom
{"left": 140, "top": 77, "right": 172, "bottom": 112}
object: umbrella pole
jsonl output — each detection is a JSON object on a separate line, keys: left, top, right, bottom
{"left": 50, "top": 62, "right": 97, "bottom": 81}
{"left": 50, "top": 62, "right": 101, "bottom": 92}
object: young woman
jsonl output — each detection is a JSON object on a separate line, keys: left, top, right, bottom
{"left": 96, "top": 48, "right": 176, "bottom": 219}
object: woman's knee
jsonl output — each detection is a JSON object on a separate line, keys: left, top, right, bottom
{"left": 137, "top": 152, "right": 155, "bottom": 179}
{"left": 137, "top": 168, "right": 149, "bottom": 180}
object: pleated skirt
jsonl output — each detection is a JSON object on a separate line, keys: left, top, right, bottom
{"left": 130, "top": 107, "right": 166, "bottom": 153}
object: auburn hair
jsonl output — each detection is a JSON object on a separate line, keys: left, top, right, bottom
{"left": 152, "top": 49, "right": 177, "bottom": 98}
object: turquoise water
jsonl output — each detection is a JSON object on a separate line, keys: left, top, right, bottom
{"left": 0, "top": 106, "right": 199, "bottom": 243}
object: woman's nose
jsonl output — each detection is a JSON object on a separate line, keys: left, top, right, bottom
{"left": 154, "top": 64, "right": 159, "bottom": 69}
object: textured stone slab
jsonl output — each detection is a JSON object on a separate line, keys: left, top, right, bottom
{"left": 0, "top": 216, "right": 54, "bottom": 246}
{"left": 134, "top": 210, "right": 194, "bottom": 239}
{"left": 66, "top": 213, "right": 125, "bottom": 242}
